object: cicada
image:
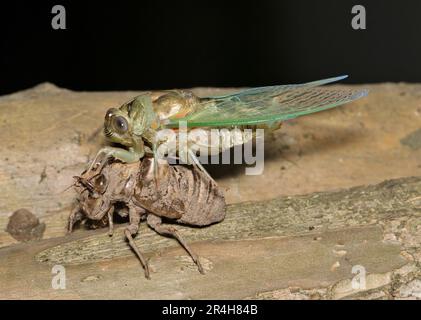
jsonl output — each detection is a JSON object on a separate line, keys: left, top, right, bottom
{"left": 89, "top": 75, "right": 368, "bottom": 175}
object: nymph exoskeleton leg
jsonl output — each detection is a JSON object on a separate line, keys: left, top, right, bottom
{"left": 125, "top": 206, "right": 150, "bottom": 279}
{"left": 146, "top": 214, "right": 205, "bottom": 274}
{"left": 88, "top": 146, "right": 144, "bottom": 172}
{"left": 67, "top": 205, "right": 83, "bottom": 233}
{"left": 107, "top": 206, "right": 114, "bottom": 236}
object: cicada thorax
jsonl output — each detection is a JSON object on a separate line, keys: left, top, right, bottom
{"left": 132, "top": 158, "right": 225, "bottom": 225}
{"left": 152, "top": 89, "right": 201, "bottom": 121}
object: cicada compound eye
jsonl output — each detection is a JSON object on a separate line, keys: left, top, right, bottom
{"left": 112, "top": 115, "right": 129, "bottom": 134}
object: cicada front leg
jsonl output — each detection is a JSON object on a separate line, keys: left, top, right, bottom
{"left": 87, "top": 146, "right": 144, "bottom": 172}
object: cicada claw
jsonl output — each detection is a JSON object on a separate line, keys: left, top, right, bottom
{"left": 87, "top": 146, "right": 144, "bottom": 173}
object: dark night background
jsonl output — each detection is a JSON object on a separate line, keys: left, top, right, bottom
{"left": 0, "top": 0, "right": 420, "bottom": 95}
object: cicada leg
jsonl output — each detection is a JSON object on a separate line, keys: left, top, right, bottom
{"left": 187, "top": 149, "right": 214, "bottom": 183}
{"left": 87, "top": 146, "right": 144, "bottom": 172}
{"left": 147, "top": 214, "right": 205, "bottom": 275}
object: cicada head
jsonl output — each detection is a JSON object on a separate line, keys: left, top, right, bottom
{"left": 104, "top": 94, "right": 156, "bottom": 147}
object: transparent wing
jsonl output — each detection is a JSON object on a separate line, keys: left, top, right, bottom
{"left": 164, "top": 75, "right": 368, "bottom": 128}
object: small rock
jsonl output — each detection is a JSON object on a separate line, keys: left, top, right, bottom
{"left": 6, "top": 209, "right": 45, "bottom": 242}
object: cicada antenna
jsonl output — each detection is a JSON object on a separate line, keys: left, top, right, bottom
{"left": 58, "top": 178, "right": 80, "bottom": 194}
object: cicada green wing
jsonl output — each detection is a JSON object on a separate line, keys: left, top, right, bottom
{"left": 164, "top": 75, "right": 368, "bottom": 128}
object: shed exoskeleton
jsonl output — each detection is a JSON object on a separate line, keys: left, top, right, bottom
{"left": 68, "top": 158, "right": 226, "bottom": 279}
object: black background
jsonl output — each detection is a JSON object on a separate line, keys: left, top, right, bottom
{"left": 0, "top": 0, "right": 420, "bottom": 95}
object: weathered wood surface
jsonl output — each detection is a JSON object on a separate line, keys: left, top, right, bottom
{"left": 1, "top": 83, "right": 421, "bottom": 249}
{"left": 0, "top": 176, "right": 420, "bottom": 299}
{"left": 0, "top": 83, "right": 420, "bottom": 299}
